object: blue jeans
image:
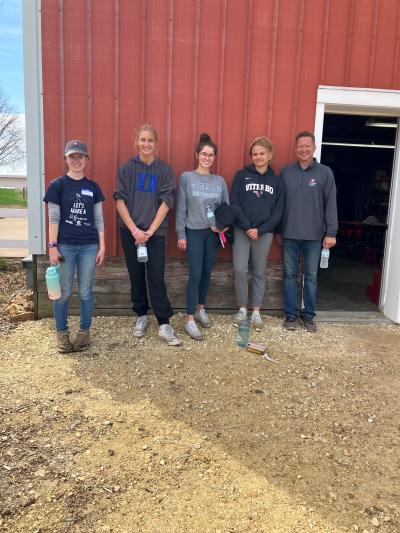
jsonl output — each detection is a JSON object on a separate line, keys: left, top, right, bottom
{"left": 186, "top": 228, "right": 218, "bottom": 315}
{"left": 283, "top": 239, "right": 321, "bottom": 320}
{"left": 53, "top": 243, "right": 98, "bottom": 331}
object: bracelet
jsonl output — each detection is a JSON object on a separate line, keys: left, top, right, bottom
{"left": 132, "top": 228, "right": 139, "bottom": 236}
{"left": 48, "top": 241, "right": 58, "bottom": 248}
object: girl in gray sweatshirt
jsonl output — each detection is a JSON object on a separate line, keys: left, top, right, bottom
{"left": 176, "top": 133, "right": 229, "bottom": 340}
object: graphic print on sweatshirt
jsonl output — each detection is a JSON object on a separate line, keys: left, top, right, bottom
{"left": 245, "top": 182, "right": 274, "bottom": 198}
{"left": 137, "top": 172, "right": 158, "bottom": 193}
{"left": 65, "top": 190, "right": 93, "bottom": 228}
{"left": 191, "top": 182, "right": 221, "bottom": 200}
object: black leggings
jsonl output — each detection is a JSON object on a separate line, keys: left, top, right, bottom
{"left": 120, "top": 228, "right": 173, "bottom": 325}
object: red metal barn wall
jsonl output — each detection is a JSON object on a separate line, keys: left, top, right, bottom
{"left": 41, "top": 0, "right": 400, "bottom": 258}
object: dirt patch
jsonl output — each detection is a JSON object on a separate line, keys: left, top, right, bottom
{"left": 0, "top": 262, "right": 399, "bottom": 532}
{"left": 0, "top": 258, "right": 33, "bottom": 332}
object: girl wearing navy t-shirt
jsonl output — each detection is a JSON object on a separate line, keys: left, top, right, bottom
{"left": 43, "top": 140, "right": 105, "bottom": 353}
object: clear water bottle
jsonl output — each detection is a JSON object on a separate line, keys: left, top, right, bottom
{"left": 320, "top": 247, "right": 330, "bottom": 268}
{"left": 137, "top": 243, "right": 148, "bottom": 263}
{"left": 45, "top": 265, "right": 61, "bottom": 300}
{"left": 206, "top": 205, "right": 216, "bottom": 227}
{"left": 237, "top": 319, "right": 249, "bottom": 348}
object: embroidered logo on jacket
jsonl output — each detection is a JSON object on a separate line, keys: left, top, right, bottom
{"left": 308, "top": 178, "right": 317, "bottom": 187}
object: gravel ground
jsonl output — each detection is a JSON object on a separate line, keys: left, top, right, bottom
{"left": 0, "top": 259, "right": 399, "bottom": 532}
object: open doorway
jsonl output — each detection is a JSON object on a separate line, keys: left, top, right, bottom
{"left": 318, "top": 113, "right": 397, "bottom": 311}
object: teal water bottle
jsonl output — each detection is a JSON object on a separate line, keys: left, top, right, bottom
{"left": 45, "top": 265, "right": 61, "bottom": 300}
{"left": 237, "top": 319, "right": 249, "bottom": 348}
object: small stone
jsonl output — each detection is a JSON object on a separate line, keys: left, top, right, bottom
{"left": 103, "top": 420, "right": 113, "bottom": 426}
{"left": 371, "top": 517, "right": 379, "bottom": 527}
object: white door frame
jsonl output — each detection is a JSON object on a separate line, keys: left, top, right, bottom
{"left": 314, "top": 86, "right": 400, "bottom": 323}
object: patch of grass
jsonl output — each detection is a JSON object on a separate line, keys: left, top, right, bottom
{"left": 0, "top": 188, "right": 27, "bottom": 208}
{"left": 0, "top": 257, "right": 8, "bottom": 271}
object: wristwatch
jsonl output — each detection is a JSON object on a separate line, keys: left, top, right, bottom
{"left": 48, "top": 241, "right": 58, "bottom": 248}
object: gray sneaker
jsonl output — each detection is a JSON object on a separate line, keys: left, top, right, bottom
{"left": 185, "top": 320, "right": 203, "bottom": 340}
{"left": 57, "top": 331, "right": 73, "bottom": 353}
{"left": 159, "top": 324, "right": 182, "bottom": 346}
{"left": 233, "top": 308, "right": 248, "bottom": 327}
{"left": 134, "top": 315, "right": 148, "bottom": 337}
{"left": 195, "top": 309, "right": 212, "bottom": 328}
{"left": 73, "top": 329, "right": 91, "bottom": 352}
{"left": 250, "top": 311, "right": 264, "bottom": 331}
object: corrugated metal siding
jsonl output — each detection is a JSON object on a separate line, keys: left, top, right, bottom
{"left": 41, "top": 0, "right": 400, "bottom": 258}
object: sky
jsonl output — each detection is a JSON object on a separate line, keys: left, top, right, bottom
{"left": 0, "top": 0, "right": 25, "bottom": 174}
{"left": 0, "top": 0, "right": 24, "bottom": 112}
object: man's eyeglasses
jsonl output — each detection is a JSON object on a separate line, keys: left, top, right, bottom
{"left": 199, "top": 152, "right": 215, "bottom": 159}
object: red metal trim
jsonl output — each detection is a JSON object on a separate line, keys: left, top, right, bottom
{"left": 166, "top": 0, "right": 174, "bottom": 162}
{"left": 141, "top": 0, "right": 147, "bottom": 122}
{"left": 113, "top": 0, "right": 119, "bottom": 256}
{"left": 58, "top": 0, "right": 65, "bottom": 154}
{"left": 87, "top": 0, "right": 93, "bottom": 157}
{"left": 267, "top": 0, "right": 279, "bottom": 136}
{"left": 191, "top": 0, "right": 201, "bottom": 148}
{"left": 241, "top": 0, "right": 254, "bottom": 159}
{"left": 319, "top": 0, "right": 330, "bottom": 84}
{"left": 216, "top": 0, "right": 227, "bottom": 176}
{"left": 368, "top": 0, "right": 380, "bottom": 87}
{"left": 291, "top": 0, "right": 305, "bottom": 142}
{"left": 344, "top": 0, "right": 355, "bottom": 85}
{"left": 392, "top": 1, "right": 400, "bottom": 87}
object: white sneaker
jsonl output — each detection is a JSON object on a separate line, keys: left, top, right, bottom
{"left": 195, "top": 309, "right": 212, "bottom": 328}
{"left": 134, "top": 315, "right": 148, "bottom": 337}
{"left": 185, "top": 320, "right": 203, "bottom": 340}
{"left": 159, "top": 324, "right": 182, "bottom": 346}
{"left": 250, "top": 311, "right": 264, "bottom": 331}
{"left": 233, "top": 308, "right": 247, "bottom": 327}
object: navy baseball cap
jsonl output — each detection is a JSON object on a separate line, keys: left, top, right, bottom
{"left": 65, "top": 140, "right": 88, "bottom": 157}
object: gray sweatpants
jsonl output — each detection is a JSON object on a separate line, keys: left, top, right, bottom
{"left": 232, "top": 227, "right": 273, "bottom": 308}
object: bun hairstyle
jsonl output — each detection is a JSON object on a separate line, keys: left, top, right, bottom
{"left": 196, "top": 132, "right": 218, "bottom": 155}
{"left": 249, "top": 136, "right": 274, "bottom": 156}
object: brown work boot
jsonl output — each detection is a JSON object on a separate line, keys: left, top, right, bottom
{"left": 73, "top": 329, "right": 91, "bottom": 351}
{"left": 57, "top": 331, "right": 73, "bottom": 353}
{"left": 300, "top": 317, "right": 317, "bottom": 333}
{"left": 283, "top": 317, "right": 298, "bottom": 330}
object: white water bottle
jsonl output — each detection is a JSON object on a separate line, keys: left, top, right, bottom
{"left": 137, "top": 243, "right": 148, "bottom": 263}
{"left": 206, "top": 205, "right": 216, "bottom": 227}
{"left": 320, "top": 248, "right": 330, "bottom": 268}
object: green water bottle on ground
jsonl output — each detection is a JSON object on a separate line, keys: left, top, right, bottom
{"left": 237, "top": 319, "right": 249, "bottom": 348}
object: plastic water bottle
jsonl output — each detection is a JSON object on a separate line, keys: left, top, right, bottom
{"left": 45, "top": 265, "right": 61, "bottom": 300}
{"left": 137, "top": 244, "right": 148, "bottom": 263}
{"left": 237, "top": 319, "right": 249, "bottom": 348}
{"left": 206, "top": 205, "right": 216, "bottom": 227}
{"left": 320, "top": 247, "right": 330, "bottom": 268}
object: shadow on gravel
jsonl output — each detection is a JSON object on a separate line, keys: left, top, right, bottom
{"left": 72, "top": 316, "right": 400, "bottom": 532}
